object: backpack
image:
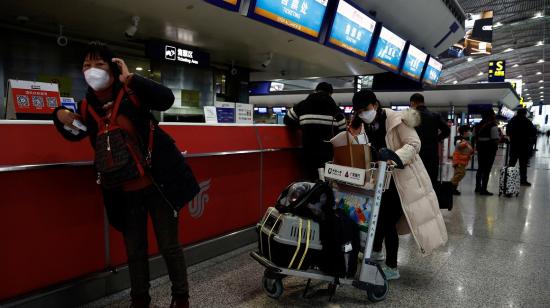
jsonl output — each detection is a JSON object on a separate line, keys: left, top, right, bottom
{"left": 81, "top": 86, "right": 154, "bottom": 189}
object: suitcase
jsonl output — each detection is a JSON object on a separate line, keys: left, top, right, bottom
{"left": 499, "top": 166, "right": 520, "bottom": 197}
{"left": 435, "top": 181, "right": 454, "bottom": 210}
{"left": 257, "top": 207, "right": 322, "bottom": 270}
{"left": 499, "top": 144, "right": 520, "bottom": 197}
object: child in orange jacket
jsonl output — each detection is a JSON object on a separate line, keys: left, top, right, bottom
{"left": 452, "top": 126, "right": 474, "bottom": 195}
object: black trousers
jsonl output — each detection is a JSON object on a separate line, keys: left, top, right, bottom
{"left": 475, "top": 142, "right": 498, "bottom": 191}
{"left": 509, "top": 146, "right": 529, "bottom": 182}
{"left": 373, "top": 180, "right": 403, "bottom": 268}
{"left": 121, "top": 185, "right": 189, "bottom": 299}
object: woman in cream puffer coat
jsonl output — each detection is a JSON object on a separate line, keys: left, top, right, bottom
{"left": 350, "top": 90, "right": 448, "bottom": 279}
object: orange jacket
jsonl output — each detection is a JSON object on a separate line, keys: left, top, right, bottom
{"left": 453, "top": 140, "right": 473, "bottom": 165}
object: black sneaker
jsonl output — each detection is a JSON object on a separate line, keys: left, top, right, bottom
{"left": 520, "top": 181, "right": 532, "bottom": 187}
{"left": 452, "top": 189, "right": 461, "bottom": 195}
{"left": 474, "top": 187, "right": 481, "bottom": 193}
{"left": 480, "top": 190, "right": 494, "bottom": 196}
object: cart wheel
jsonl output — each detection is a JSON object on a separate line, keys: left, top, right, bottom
{"left": 367, "top": 279, "right": 389, "bottom": 302}
{"left": 262, "top": 274, "right": 283, "bottom": 299}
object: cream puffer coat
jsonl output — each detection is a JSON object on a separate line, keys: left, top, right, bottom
{"left": 384, "top": 108, "right": 448, "bottom": 255}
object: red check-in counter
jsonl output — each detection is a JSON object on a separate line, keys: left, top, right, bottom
{"left": 0, "top": 120, "right": 304, "bottom": 302}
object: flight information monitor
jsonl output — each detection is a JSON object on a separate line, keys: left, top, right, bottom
{"left": 248, "top": 0, "right": 329, "bottom": 40}
{"left": 401, "top": 44, "right": 427, "bottom": 81}
{"left": 423, "top": 57, "right": 444, "bottom": 85}
{"left": 371, "top": 26, "right": 406, "bottom": 72}
{"left": 326, "top": 0, "right": 377, "bottom": 58}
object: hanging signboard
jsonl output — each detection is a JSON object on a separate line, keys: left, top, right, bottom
{"left": 488, "top": 60, "right": 505, "bottom": 82}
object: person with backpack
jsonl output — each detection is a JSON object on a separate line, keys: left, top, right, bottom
{"left": 348, "top": 90, "right": 447, "bottom": 280}
{"left": 451, "top": 126, "right": 474, "bottom": 195}
{"left": 284, "top": 82, "right": 347, "bottom": 180}
{"left": 53, "top": 42, "right": 199, "bottom": 308}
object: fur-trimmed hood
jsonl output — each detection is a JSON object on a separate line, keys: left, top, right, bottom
{"left": 401, "top": 108, "right": 421, "bottom": 128}
{"left": 384, "top": 108, "right": 421, "bottom": 131}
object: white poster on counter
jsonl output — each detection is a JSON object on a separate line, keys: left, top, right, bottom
{"left": 236, "top": 103, "right": 253, "bottom": 124}
{"left": 204, "top": 106, "right": 218, "bottom": 123}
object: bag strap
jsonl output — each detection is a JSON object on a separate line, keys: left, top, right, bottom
{"left": 80, "top": 99, "right": 88, "bottom": 123}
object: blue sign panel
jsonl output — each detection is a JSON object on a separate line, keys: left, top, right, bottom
{"left": 216, "top": 107, "right": 235, "bottom": 123}
{"left": 326, "top": 0, "right": 376, "bottom": 58}
{"left": 423, "top": 57, "right": 443, "bottom": 85}
{"left": 371, "top": 27, "right": 406, "bottom": 72}
{"left": 249, "top": 0, "right": 329, "bottom": 39}
{"left": 204, "top": 0, "right": 240, "bottom": 11}
{"left": 401, "top": 44, "right": 427, "bottom": 81}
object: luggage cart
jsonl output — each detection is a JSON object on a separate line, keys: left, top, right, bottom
{"left": 251, "top": 160, "right": 396, "bottom": 302}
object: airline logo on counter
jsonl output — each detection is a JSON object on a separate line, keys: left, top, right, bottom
{"left": 253, "top": 0, "right": 328, "bottom": 38}
{"left": 188, "top": 179, "right": 211, "bottom": 219}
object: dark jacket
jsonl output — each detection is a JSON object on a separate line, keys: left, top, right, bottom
{"left": 53, "top": 74, "right": 200, "bottom": 231}
{"left": 414, "top": 105, "right": 450, "bottom": 183}
{"left": 506, "top": 115, "right": 537, "bottom": 151}
{"left": 284, "top": 92, "right": 346, "bottom": 168}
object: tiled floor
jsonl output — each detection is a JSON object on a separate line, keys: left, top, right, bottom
{"left": 83, "top": 141, "right": 550, "bottom": 307}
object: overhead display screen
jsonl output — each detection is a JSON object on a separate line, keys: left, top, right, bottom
{"left": 401, "top": 44, "right": 428, "bottom": 81}
{"left": 249, "top": 0, "right": 329, "bottom": 39}
{"left": 326, "top": 0, "right": 377, "bottom": 58}
{"left": 371, "top": 27, "right": 406, "bottom": 72}
{"left": 205, "top": 0, "right": 240, "bottom": 11}
{"left": 423, "top": 57, "right": 444, "bottom": 85}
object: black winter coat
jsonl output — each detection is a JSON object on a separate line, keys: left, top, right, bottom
{"left": 414, "top": 106, "right": 450, "bottom": 183}
{"left": 53, "top": 74, "right": 200, "bottom": 231}
{"left": 506, "top": 115, "right": 537, "bottom": 149}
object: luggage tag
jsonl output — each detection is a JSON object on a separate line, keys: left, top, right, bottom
{"left": 72, "top": 119, "right": 87, "bottom": 132}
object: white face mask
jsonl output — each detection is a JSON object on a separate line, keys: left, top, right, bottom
{"left": 84, "top": 67, "right": 111, "bottom": 91}
{"left": 359, "top": 109, "right": 377, "bottom": 124}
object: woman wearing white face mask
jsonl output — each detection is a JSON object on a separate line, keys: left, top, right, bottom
{"left": 348, "top": 90, "right": 447, "bottom": 280}
{"left": 53, "top": 42, "right": 199, "bottom": 308}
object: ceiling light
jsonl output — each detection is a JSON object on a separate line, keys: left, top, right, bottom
{"left": 453, "top": 81, "right": 458, "bottom": 84}
{"left": 539, "top": 80, "right": 544, "bottom": 83}
{"left": 536, "top": 41, "right": 544, "bottom": 46}
{"left": 537, "top": 59, "right": 545, "bottom": 63}
{"left": 503, "top": 48, "right": 514, "bottom": 52}
{"left": 540, "top": 87, "right": 545, "bottom": 89}
{"left": 494, "top": 22, "right": 503, "bottom": 28}
{"left": 536, "top": 72, "right": 542, "bottom": 75}
{"left": 517, "top": 75, "right": 523, "bottom": 78}
{"left": 478, "top": 72, "right": 484, "bottom": 76}
{"left": 540, "top": 92, "right": 544, "bottom": 94}
{"left": 512, "top": 64, "right": 519, "bottom": 68}
{"left": 533, "top": 12, "right": 544, "bottom": 19}
{"left": 135, "top": 67, "right": 143, "bottom": 71}
{"left": 467, "top": 57, "right": 474, "bottom": 62}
